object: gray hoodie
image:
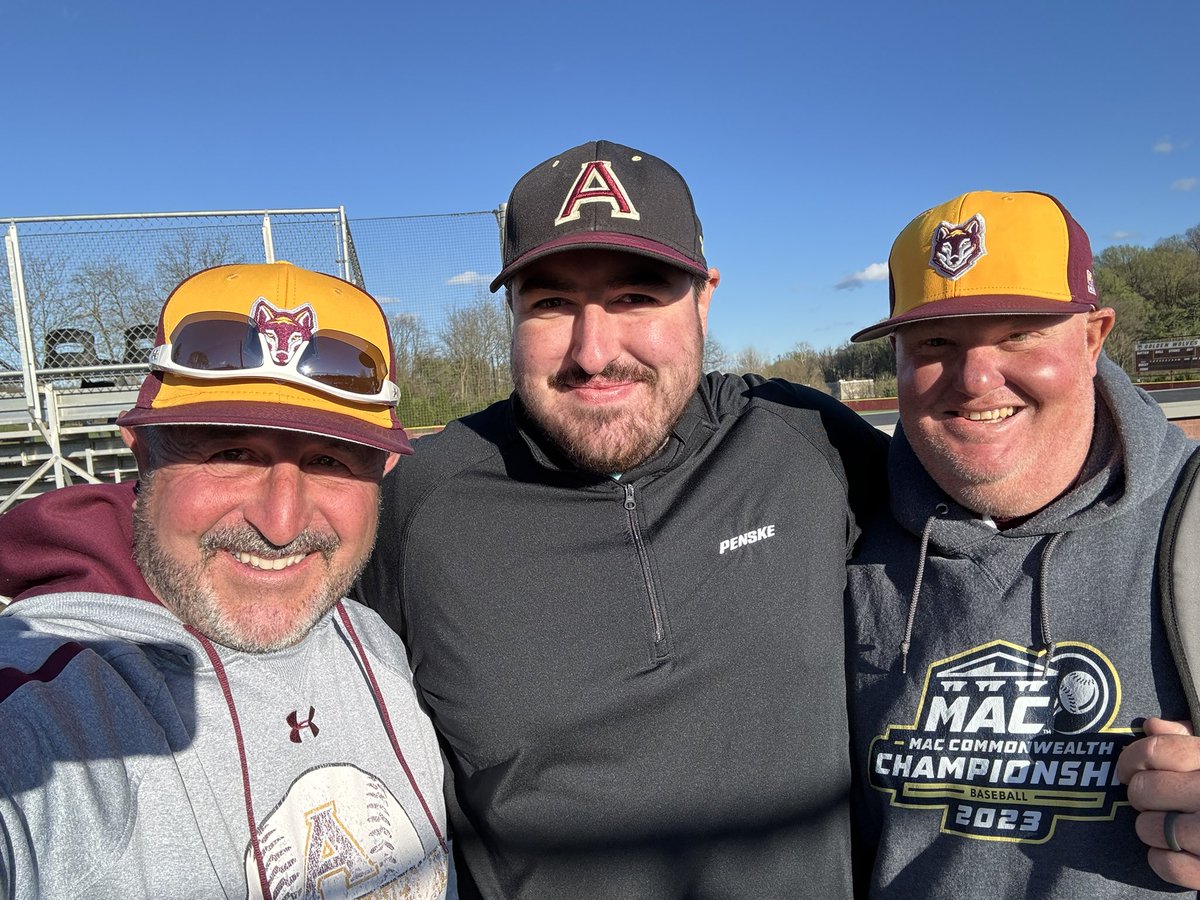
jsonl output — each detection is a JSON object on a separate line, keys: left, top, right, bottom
{"left": 0, "top": 493, "right": 450, "bottom": 900}
{"left": 849, "top": 356, "right": 1197, "bottom": 898}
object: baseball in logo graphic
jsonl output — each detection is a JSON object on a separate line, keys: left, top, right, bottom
{"left": 1047, "top": 651, "right": 1110, "bottom": 735}
{"left": 246, "top": 764, "right": 446, "bottom": 900}
{"left": 1058, "top": 670, "right": 1098, "bottom": 715}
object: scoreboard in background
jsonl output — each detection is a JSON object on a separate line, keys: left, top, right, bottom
{"left": 1135, "top": 337, "right": 1200, "bottom": 374}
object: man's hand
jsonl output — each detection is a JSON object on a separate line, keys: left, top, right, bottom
{"left": 1117, "top": 717, "right": 1200, "bottom": 888}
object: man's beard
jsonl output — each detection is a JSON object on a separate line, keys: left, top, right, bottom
{"left": 133, "top": 476, "right": 370, "bottom": 652}
{"left": 513, "top": 328, "right": 703, "bottom": 475}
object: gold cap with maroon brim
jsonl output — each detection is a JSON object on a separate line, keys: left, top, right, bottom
{"left": 117, "top": 262, "right": 412, "bottom": 454}
{"left": 851, "top": 191, "right": 1099, "bottom": 343}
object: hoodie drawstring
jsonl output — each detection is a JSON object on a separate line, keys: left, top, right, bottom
{"left": 899, "top": 517, "right": 1067, "bottom": 678}
{"left": 187, "top": 600, "right": 446, "bottom": 900}
{"left": 900, "top": 504, "right": 948, "bottom": 674}
{"left": 188, "top": 625, "right": 274, "bottom": 900}
{"left": 1037, "top": 531, "right": 1065, "bottom": 674}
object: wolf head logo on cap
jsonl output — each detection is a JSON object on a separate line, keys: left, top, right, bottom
{"left": 930, "top": 213, "right": 987, "bottom": 280}
{"left": 251, "top": 299, "right": 316, "bottom": 366}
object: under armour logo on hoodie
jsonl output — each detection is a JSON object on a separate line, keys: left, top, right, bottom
{"left": 287, "top": 706, "right": 320, "bottom": 743}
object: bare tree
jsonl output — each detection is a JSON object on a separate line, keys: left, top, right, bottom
{"left": 388, "top": 312, "right": 432, "bottom": 380}
{"left": 67, "top": 259, "right": 160, "bottom": 363}
{"left": 0, "top": 251, "right": 75, "bottom": 367}
{"left": 155, "top": 232, "right": 235, "bottom": 297}
{"left": 702, "top": 334, "right": 728, "bottom": 373}
{"left": 731, "top": 345, "right": 770, "bottom": 375}
{"left": 767, "top": 342, "right": 830, "bottom": 392}
{"left": 1185, "top": 225, "right": 1200, "bottom": 258}
{"left": 440, "top": 295, "right": 511, "bottom": 401}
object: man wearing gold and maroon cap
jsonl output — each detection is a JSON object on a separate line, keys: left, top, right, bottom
{"left": 847, "top": 192, "right": 1200, "bottom": 896}
{"left": 0, "top": 263, "right": 452, "bottom": 898}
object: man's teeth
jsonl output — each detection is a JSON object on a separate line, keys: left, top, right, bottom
{"left": 235, "top": 551, "right": 305, "bottom": 570}
{"left": 964, "top": 407, "right": 1015, "bottom": 422}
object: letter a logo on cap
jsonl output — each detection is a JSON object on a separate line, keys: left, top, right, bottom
{"left": 555, "top": 160, "right": 641, "bottom": 226}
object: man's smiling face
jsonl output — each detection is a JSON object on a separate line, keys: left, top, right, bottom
{"left": 509, "top": 248, "right": 716, "bottom": 474}
{"left": 894, "top": 310, "right": 1114, "bottom": 518}
{"left": 126, "top": 424, "right": 395, "bottom": 651}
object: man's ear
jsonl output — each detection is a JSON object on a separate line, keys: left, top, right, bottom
{"left": 383, "top": 451, "right": 402, "bottom": 476}
{"left": 1086, "top": 308, "right": 1117, "bottom": 371}
{"left": 120, "top": 424, "right": 150, "bottom": 473}
{"left": 696, "top": 267, "right": 720, "bottom": 335}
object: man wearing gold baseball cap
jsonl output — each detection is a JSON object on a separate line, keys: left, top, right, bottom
{"left": 846, "top": 192, "right": 1200, "bottom": 896}
{"left": 0, "top": 262, "right": 452, "bottom": 898}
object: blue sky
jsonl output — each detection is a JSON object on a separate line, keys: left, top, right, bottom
{"left": 3, "top": 0, "right": 1198, "bottom": 356}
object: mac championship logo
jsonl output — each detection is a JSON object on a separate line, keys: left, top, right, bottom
{"left": 868, "top": 640, "right": 1135, "bottom": 842}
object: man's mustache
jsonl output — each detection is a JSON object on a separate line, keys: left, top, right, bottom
{"left": 548, "top": 362, "right": 657, "bottom": 390}
{"left": 200, "top": 525, "right": 339, "bottom": 560}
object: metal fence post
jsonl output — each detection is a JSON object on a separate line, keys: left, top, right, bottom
{"left": 262, "top": 212, "right": 275, "bottom": 263}
{"left": 338, "top": 206, "right": 352, "bottom": 283}
{"left": 4, "top": 222, "right": 40, "bottom": 416}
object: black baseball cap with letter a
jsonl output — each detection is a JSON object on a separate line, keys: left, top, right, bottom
{"left": 489, "top": 140, "right": 709, "bottom": 293}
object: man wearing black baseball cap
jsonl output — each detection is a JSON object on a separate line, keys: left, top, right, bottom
{"left": 358, "top": 140, "right": 887, "bottom": 898}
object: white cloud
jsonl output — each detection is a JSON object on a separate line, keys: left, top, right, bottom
{"left": 1108, "top": 230, "right": 1138, "bottom": 241}
{"left": 835, "top": 262, "right": 888, "bottom": 291}
{"left": 446, "top": 270, "right": 493, "bottom": 287}
{"left": 1154, "top": 140, "right": 1175, "bottom": 154}
{"left": 1171, "top": 178, "right": 1198, "bottom": 192}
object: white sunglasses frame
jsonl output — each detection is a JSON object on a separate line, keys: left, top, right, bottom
{"left": 147, "top": 333, "right": 401, "bottom": 407}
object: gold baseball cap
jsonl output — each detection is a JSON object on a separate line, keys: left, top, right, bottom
{"left": 118, "top": 262, "right": 411, "bottom": 454}
{"left": 851, "top": 191, "right": 1099, "bottom": 342}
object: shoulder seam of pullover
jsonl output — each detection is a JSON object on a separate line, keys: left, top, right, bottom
{"left": 396, "top": 432, "right": 515, "bottom": 629}
{"left": 742, "top": 397, "right": 854, "bottom": 495}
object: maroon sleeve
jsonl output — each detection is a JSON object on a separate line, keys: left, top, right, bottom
{"left": 0, "top": 481, "right": 159, "bottom": 604}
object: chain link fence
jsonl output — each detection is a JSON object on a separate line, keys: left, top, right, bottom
{"left": 1, "top": 210, "right": 354, "bottom": 389}
{"left": 1, "top": 207, "right": 505, "bottom": 508}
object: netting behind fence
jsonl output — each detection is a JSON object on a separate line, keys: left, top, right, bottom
{"left": 348, "top": 212, "right": 508, "bottom": 427}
